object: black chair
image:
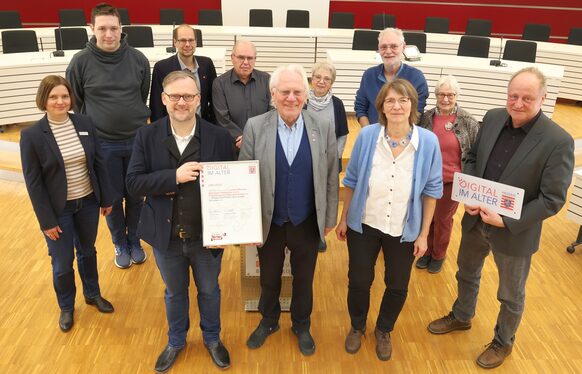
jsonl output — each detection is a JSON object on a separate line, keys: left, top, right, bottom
{"left": 503, "top": 40, "right": 537, "bottom": 63}
{"left": 424, "top": 17, "right": 449, "bottom": 34}
{"left": 371, "top": 14, "right": 396, "bottom": 30}
{"left": 522, "top": 23, "right": 550, "bottom": 42}
{"left": 330, "top": 12, "right": 354, "bottom": 29}
{"left": 122, "top": 26, "right": 154, "bottom": 48}
{"left": 457, "top": 35, "right": 490, "bottom": 58}
{"left": 286, "top": 10, "right": 309, "bottom": 28}
{"left": 0, "top": 11, "right": 22, "bottom": 29}
{"left": 249, "top": 9, "right": 273, "bottom": 27}
{"left": 1, "top": 30, "right": 38, "bottom": 53}
{"left": 403, "top": 32, "right": 427, "bottom": 53}
{"left": 352, "top": 30, "right": 379, "bottom": 51}
{"left": 194, "top": 29, "right": 203, "bottom": 48}
{"left": 59, "top": 9, "right": 86, "bottom": 27}
{"left": 55, "top": 27, "right": 88, "bottom": 50}
{"left": 118, "top": 8, "right": 130, "bottom": 25}
{"left": 160, "top": 9, "right": 184, "bottom": 25}
{"left": 465, "top": 19, "right": 492, "bottom": 37}
{"left": 198, "top": 9, "right": 222, "bottom": 26}
{"left": 567, "top": 27, "right": 582, "bottom": 46}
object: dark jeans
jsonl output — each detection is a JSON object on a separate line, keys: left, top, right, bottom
{"left": 258, "top": 214, "right": 320, "bottom": 332}
{"left": 427, "top": 183, "right": 459, "bottom": 260}
{"left": 452, "top": 220, "right": 532, "bottom": 346}
{"left": 44, "top": 194, "right": 101, "bottom": 311}
{"left": 153, "top": 238, "right": 224, "bottom": 347}
{"left": 346, "top": 224, "right": 415, "bottom": 333}
{"left": 99, "top": 137, "right": 142, "bottom": 249}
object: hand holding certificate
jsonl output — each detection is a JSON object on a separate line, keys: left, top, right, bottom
{"left": 199, "top": 160, "right": 263, "bottom": 247}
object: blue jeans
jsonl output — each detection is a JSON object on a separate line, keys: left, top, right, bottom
{"left": 452, "top": 220, "right": 532, "bottom": 346}
{"left": 44, "top": 194, "right": 101, "bottom": 311}
{"left": 153, "top": 239, "right": 224, "bottom": 347}
{"left": 99, "top": 137, "right": 142, "bottom": 249}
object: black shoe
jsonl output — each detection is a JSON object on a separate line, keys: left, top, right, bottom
{"left": 292, "top": 329, "right": 316, "bottom": 356}
{"left": 85, "top": 295, "right": 114, "bottom": 313}
{"left": 246, "top": 323, "right": 280, "bottom": 349}
{"left": 155, "top": 344, "right": 184, "bottom": 373}
{"left": 205, "top": 340, "right": 231, "bottom": 369}
{"left": 415, "top": 255, "right": 431, "bottom": 269}
{"left": 318, "top": 240, "right": 327, "bottom": 252}
{"left": 428, "top": 258, "right": 444, "bottom": 274}
{"left": 59, "top": 310, "right": 74, "bottom": 332}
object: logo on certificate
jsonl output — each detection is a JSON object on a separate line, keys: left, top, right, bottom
{"left": 211, "top": 233, "right": 226, "bottom": 241}
{"left": 248, "top": 165, "right": 256, "bottom": 174}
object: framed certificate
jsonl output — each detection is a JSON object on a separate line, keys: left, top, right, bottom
{"left": 199, "top": 160, "right": 263, "bottom": 246}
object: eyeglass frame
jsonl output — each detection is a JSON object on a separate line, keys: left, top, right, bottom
{"left": 163, "top": 92, "right": 200, "bottom": 102}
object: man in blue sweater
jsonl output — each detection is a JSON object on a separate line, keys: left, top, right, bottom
{"left": 354, "top": 28, "right": 428, "bottom": 127}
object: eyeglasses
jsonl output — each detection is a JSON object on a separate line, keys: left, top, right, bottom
{"left": 312, "top": 75, "right": 332, "bottom": 84}
{"left": 437, "top": 93, "right": 456, "bottom": 100}
{"left": 163, "top": 92, "right": 199, "bottom": 102}
{"left": 384, "top": 97, "right": 410, "bottom": 107}
{"left": 276, "top": 89, "right": 305, "bottom": 98}
{"left": 232, "top": 54, "right": 256, "bottom": 62}
{"left": 176, "top": 38, "right": 196, "bottom": 45}
{"left": 379, "top": 43, "right": 402, "bottom": 51}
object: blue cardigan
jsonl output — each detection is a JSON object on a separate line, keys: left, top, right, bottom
{"left": 354, "top": 63, "right": 429, "bottom": 124}
{"left": 343, "top": 124, "right": 443, "bottom": 242}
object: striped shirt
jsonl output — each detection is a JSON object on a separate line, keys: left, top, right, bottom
{"left": 49, "top": 117, "right": 93, "bottom": 200}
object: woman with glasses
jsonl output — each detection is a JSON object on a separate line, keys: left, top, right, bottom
{"left": 336, "top": 79, "right": 442, "bottom": 361}
{"left": 416, "top": 75, "right": 480, "bottom": 274}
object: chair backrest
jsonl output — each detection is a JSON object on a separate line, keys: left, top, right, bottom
{"left": 330, "top": 12, "right": 354, "bottom": 29}
{"left": 567, "top": 27, "right": 582, "bottom": 46}
{"left": 160, "top": 9, "right": 184, "bottom": 25}
{"left": 503, "top": 40, "right": 537, "bottom": 63}
{"left": 194, "top": 29, "right": 203, "bottom": 48}
{"left": 286, "top": 10, "right": 309, "bottom": 28}
{"left": 457, "top": 35, "right": 490, "bottom": 58}
{"left": 117, "top": 8, "right": 130, "bottom": 25}
{"left": 249, "top": 9, "right": 273, "bottom": 27}
{"left": 371, "top": 14, "right": 396, "bottom": 30}
{"left": 424, "top": 17, "right": 449, "bottom": 34}
{"left": 522, "top": 23, "right": 550, "bottom": 42}
{"left": 352, "top": 30, "right": 380, "bottom": 51}
{"left": 465, "top": 19, "right": 492, "bottom": 37}
{"left": 122, "top": 26, "right": 154, "bottom": 48}
{"left": 0, "top": 11, "right": 22, "bottom": 29}
{"left": 55, "top": 27, "right": 88, "bottom": 50}
{"left": 1, "top": 30, "right": 38, "bottom": 53}
{"left": 403, "top": 31, "right": 427, "bottom": 53}
{"left": 198, "top": 9, "right": 222, "bottom": 26}
{"left": 59, "top": 9, "right": 86, "bottom": 27}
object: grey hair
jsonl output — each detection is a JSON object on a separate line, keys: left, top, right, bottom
{"left": 509, "top": 66, "right": 547, "bottom": 96}
{"left": 269, "top": 64, "right": 310, "bottom": 94}
{"left": 378, "top": 27, "right": 405, "bottom": 45}
{"left": 435, "top": 75, "right": 461, "bottom": 96}
{"left": 311, "top": 61, "right": 337, "bottom": 83}
{"left": 231, "top": 38, "right": 257, "bottom": 56}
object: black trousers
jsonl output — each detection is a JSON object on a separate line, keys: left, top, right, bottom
{"left": 257, "top": 214, "right": 320, "bottom": 332}
{"left": 346, "top": 224, "right": 415, "bottom": 333}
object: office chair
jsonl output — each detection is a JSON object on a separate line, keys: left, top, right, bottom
{"left": 424, "top": 17, "right": 449, "bottom": 34}
{"left": 457, "top": 35, "right": 490, "bottom": 58}
{"left": 117, "top": 8, "right": 130, "bottom": 25}
{"left": 403, "top": 32, "right": 427, "bottom": 53}
{"left": 352, "top": 30, "right": 380, "bottom": 51}
{"left": 1, "top": 30, "right": 38, "bottom": 53}
{"left": 465, "top": 19, "right": 492, "bottom": 37}
{"left": 122, "top": 26, "right": 154, "bottom": 48}
{"left": 371, "top": 14, "right": 396, "bottom": 30}
{"left": 160, "top": 9, "right": 184, "bottom": 25}
{"left": 522, "top": 23, "right": 550, "bottom": 42}
{"left": 55, "top": 27, "right": 88, "bottom": 50}
{"left": 198, "top": 9, "right": 222, "bottom": 26}
{"left": 286, "top": 10, "right": 309, "bottom": 28}
{"left": 59, "top": 9, "right": 86, "bottom": 27}
{"left": 249, "top": 9, "right": 273, "bottom": 27}
{"left": 330, "top": 12, "right": 354, "bottom": 29}
{"left": 567, "top": 27, "right": 582, "bottom": 46}
{"left": 0, "top": 11, "right": 22, "bottom": 29}
{"left": 503, "top": 40, "right": 537, "bottom": 63}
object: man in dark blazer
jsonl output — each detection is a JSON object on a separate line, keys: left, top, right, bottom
{"left": 239, "top": 64, "right": 339, "bottom": 356}
{"left": 149, "top": 24, "right": 217, "bottom": 123}
{"left": 127, "top": 71, "right": 235, "bottom": 372}
{"left": 427, "top": 67, "right": 574, "bottom": 369}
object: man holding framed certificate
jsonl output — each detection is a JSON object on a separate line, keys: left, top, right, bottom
{"left": 126, "top": 71, "right": 236, "bottom": 372}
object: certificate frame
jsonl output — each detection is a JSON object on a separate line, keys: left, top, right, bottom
{"left": 199, "top": 160, "right": 263, "bottom": 247}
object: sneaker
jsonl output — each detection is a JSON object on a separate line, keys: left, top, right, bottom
{"left": 345, "top": 327, "right": 365, "bottom": 354}
{"left": 114, "top": 245, "right": 132, "bottom": 269}
{"left": 428, "top": 258, "right": 444, "bottom": 274}
{"left": 246, "top": 323, "right": 280, "bottom": 349}
{"left": 415, "top": 255, "right": 431, "bottom": 269}
{"left": 130, "top": 245, "right": 147, "bottom": 264}
{"left": 427, "top": 312, "right": 472, "bottom": 334}
{"left": 374, "top": 328, "right": 392, "bottom": 361}
{"left": 476, "top": 339, "right": 512, "bottom": 368}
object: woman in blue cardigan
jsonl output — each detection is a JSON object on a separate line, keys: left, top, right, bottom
{"left": 336, "top": 79, "right": 442, "bottom": 361}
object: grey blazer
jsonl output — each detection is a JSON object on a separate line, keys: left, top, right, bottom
{"left": 462, "top": 108, "right": 574, "bottom": 256}
{"left": 239, "top": 109, "right": 339, "bottom": 243}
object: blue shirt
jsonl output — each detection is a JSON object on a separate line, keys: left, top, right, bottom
{"left": 277, "top": 114, "right": 304, "bottom": 165}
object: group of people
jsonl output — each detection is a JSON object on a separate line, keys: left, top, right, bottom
{"left": 19, "top": 3, "right": 574, "bottom": 372}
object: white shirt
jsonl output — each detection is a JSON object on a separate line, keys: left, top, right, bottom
{"left": 171, "top": 123, "right": 196, "bottom": 155}
{"left": 362, "top": 125, "right": 419, "bottom": 236}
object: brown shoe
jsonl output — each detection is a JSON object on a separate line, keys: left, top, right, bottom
{"left": 476, "top": 339, "right": 512, "bottom": 369}
{"left": 427, "top": 312, "right": 472, "bottom": 334}
{"left": 345, "top": 327, "right": 365, "bottom": 354}
{"left": 374, "top": 328, "right": 392, "bottom": 361}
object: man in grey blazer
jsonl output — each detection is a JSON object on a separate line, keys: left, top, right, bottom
{"left": 427, "top": 67, "right": 574, "bottom": 368}
{"left": 239, "top": 64, "right": 339, "bottom": 356}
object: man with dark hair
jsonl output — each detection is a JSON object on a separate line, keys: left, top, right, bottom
{"left": 150, "top": 25, "right": 217, "bottom": 123}
{"left": 66, "top": 3, "right": 151, "bottom": 269}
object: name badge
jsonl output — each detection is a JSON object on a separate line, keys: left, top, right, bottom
{"left": 79, "top": 131, "right": 89, "bottom": 136}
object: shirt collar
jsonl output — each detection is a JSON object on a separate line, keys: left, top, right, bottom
{"left": 506, "top": 110, "right": 541, "bottom": 133}
{"left": 277, "top": 113, "right": 303, "bottom": 130}
{"left": 378, "top": 62, "right": 405, "bottom": 83}
{"left": 230, "top": 68, "right": 255, "bottom": 84}
{"left": 177, "top": 54, "right": 199, "bottom": 72}
{"left": 170, "top": 121, "right": 197, "bottom": 142}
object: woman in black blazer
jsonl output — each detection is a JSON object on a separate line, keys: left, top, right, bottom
{"left": 20, "top": 75, "right": 116, "bottom": 332}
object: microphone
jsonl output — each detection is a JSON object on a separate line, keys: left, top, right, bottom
{"left": 166, "top": 22, "right": 176, "bottom": 53}
{"left": 53, "top": 25, "right": 65, "bottom": 57}
{"left": 39, "top": 37, "right": 44, "bottom": 52}
{"left": 490, "top": 35, "right": 503, "bottom": 66}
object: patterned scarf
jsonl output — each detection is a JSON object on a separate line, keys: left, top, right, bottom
{"left": 307, "top": 89, "right": 333, "bottom": 111}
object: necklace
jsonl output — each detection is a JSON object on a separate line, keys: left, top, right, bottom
{"left": 385, "top": 127, "right": 412, "bottom": 149}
